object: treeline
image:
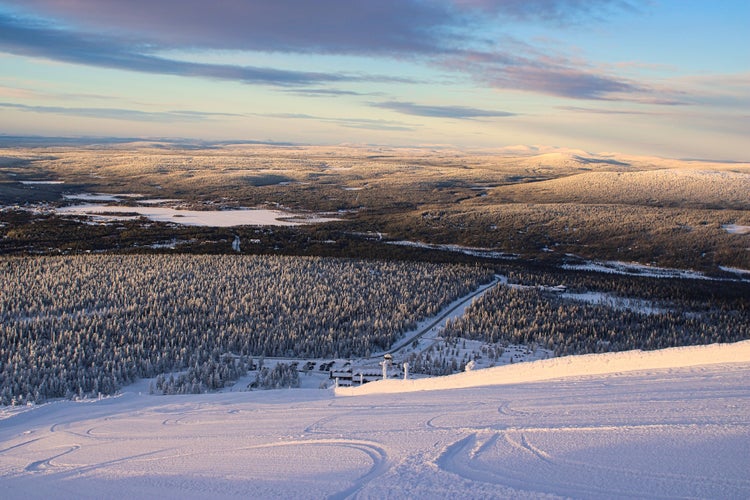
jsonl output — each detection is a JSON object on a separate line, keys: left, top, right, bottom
{"left": 252, "top": 363, "right": 300, "bottom": 390}
{"left": 441, "top": 281, "right": 750, "bottom": 358}
{"left": 406, "top": 340, "right": 507, "bottom": 376}
{"left": 0, "top": 254, "right": 493, "bottom": 405}
{"left": 501, "top": 266, "right": 750, "bottom": 308}
{"left": 153, "top": 354, "right": 253, "bottom": 395}
{"left": 380, "top": 202, "right": 750, "bottom": 272}
{"left": 406, "top": 270, "right": 749, "bottom": 377}
{"left": 151, "top": 357, "right": 299, "bottom": 394}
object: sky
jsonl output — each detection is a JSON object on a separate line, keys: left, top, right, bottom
{"left": 0, "top": 0, "right": 748, "bottom": 160}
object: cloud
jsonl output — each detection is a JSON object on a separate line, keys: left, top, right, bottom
{"left": 1, "top": 1, "right": 456, "bottom": 55}
{"left": 661, "top": 73, "right": 750, "bottom": 108}
{"left": 0, "top": 101, "right": 241, "bottom": 122}
{"left": 2, "top": 1, "right": 639, "bottom": 54}
{"left": 0, "top": 1, "right": 641, "bottom": 57}
{"left": 0, "top": 1, "right": 653, "bottom": 101}
{"left": 0, "top": 84, "right": 39, "bottom": 99}
{"left": 0, "top": 83, "right": 127, "bottom": 102}
{"left": 0, "top": 14, "right": 358, "bottom": 87}
{"left": 372, "top": 101, "right": 515, "bottom": 119}
{"left": 439, "top": 48, "right": 653, "bottom": 101}
{"left": 557, "top": 106, "right": 655, "bottom": 116}
{"left": 493, "top": 65, "right": 642, "bottom": 100}
{"left": 447, "top": 0, "right": 640, "bottom": 23}
{"left": 258, "top": 112, "right": 417, "bottom": 131}
{"left": 280, "top": 88, "right": 372, "bottom": 98}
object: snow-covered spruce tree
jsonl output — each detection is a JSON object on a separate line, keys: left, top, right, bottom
{"left": 0, "top": 255, "right": 493, "bottom": 404}
{"left": 253, "top": 363, "right": 300, "bottom": 390}
{"left": 441, "top": 280, "right": 749, "bottom": 357}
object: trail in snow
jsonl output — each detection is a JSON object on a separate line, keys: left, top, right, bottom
{"left": 382, "top": 275, "right": 502, "bottom": 356}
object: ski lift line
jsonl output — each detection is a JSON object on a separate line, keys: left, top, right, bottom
{"left": 375, "top": 275, "right": 503, "bottom": 358}
{"left": 237, "top": 276, "right": 501, "bottom": 365}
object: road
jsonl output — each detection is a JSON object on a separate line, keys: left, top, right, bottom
{"left": 380, "top": 275, "right": 502, "bottom": 357}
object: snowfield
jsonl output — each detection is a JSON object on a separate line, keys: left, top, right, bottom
{"left": 1, "top": 342, "right": 748, "bottom": 499}
{"left": 561, "top": 259, "right": 714, "bottom": 280}
{"left": 55, "top": 203, "right": 339, "bottom": 227}
{"left": 724, "top": 224, "right": 750, "bottom": 235}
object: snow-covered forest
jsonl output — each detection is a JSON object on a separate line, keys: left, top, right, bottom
{"left": 442, "top": 285, "right": 747, "bottom": 356}
{"left": 399, "top": 267, "right": 750, "bottom": 376}
{"left": 0, "top": 255, "right": 493, "bottom": 405}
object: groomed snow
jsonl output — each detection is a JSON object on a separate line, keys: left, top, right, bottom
{"left": 1, "top": 342, "right": 748, "bottom": 499}
{"left": 337, "top": 340, "right": 750, "bottom": 396}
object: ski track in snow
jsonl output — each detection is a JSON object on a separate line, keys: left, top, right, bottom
{"left": 0, "top": 343, "right": 748, "bottom": 499}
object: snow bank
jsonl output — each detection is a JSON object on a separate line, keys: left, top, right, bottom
{"left": 336, "top": 340, "right": 750, "bottom": 396}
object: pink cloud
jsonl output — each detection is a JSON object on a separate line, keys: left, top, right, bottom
{"left": 1, "top": 0, "right": 653, "bottom": 101}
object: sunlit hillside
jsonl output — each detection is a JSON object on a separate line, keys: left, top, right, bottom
{"left": 1, "top": 143, "right": 748, "bottom": 271}
{"left": 486, "top": 167, "right": 750, "bottom": 209}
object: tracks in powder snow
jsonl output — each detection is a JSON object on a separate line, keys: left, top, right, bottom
{"left": 244, "top": 439, "right": 390, "bottom": 500}
{"left": 2, "top": 349, "right": 747, "bottom": 498}
{"left": 433, "top": 422, "right": 750, "bottom": 498}
{"left": 10, "top": 401, "right": 394, "bottom": 500}
{"left": 24, "top": 445, "right": 81, "bottom": 472}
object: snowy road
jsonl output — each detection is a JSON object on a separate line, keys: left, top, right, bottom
{"left": 0, "top": 342, "right": 748, "bottom": 499}
{"left": 383, "top": 275, "right": 502, "bottom": 356}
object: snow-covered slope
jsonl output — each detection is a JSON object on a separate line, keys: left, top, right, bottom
{"left": 337, "top": 340, "right": 750, "bottom": 396}
{"left": 1, "top": 342, "right": 749, "bottom": 499}
{"left": 488, "top": 168, "right": 750, "bottom": 209}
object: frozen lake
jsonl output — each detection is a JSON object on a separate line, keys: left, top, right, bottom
{"left": 55, "top": 203, "right": 339, "bottom": 227}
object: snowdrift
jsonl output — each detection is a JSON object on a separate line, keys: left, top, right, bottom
{"left": 336, "top": 340, "right": 750, "bottom": 396}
